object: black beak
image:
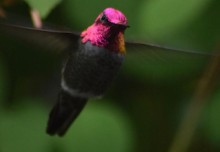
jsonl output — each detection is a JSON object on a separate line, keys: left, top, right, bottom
{"left": 121, "top": 24, "right": 130, "bottom": 28}
{"left": 111, "top": 22, "right": 130, "bottom": 29}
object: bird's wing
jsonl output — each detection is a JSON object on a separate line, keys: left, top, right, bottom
{"left": 0, "top": 23, "right": 80, "bottom": 54}
{"left": 0, "top": 23, "right": 81, "bottom": 103}
{"left": 123, "top": 41, "right": 214, "bottom": 81}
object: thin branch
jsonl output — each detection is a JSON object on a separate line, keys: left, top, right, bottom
{"left": 169, "top": 52, "right": 220, "bottom": 152}
{"left": 0, "top": 7, "right": 6, "bottom": 18}
{"left": 30, "top": 8, "right": 42, "bottom": 28}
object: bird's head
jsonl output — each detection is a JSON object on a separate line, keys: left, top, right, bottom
{"left": 95, "top": 7, "right": 128, "bottom": 29}
{"left": 81, "top": 8, "right": 128, "bottom": 54}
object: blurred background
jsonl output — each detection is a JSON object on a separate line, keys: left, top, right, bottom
{"left": 0, "top": 0, "right": 220, "bottom": 152}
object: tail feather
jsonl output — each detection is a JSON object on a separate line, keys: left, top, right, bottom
{"left": 46, "top": 90, "right": 87, "bottom": 136}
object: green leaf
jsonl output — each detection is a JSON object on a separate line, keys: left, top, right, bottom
{"left": 138, "top": 0, "right": 211, "bottom": 39}
{"left": 24, "top": 0, "right": 62, "bottom": 18}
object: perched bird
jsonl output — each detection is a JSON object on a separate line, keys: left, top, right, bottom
{"left": 0, "top": 7, "right": 211, "bottom": 137}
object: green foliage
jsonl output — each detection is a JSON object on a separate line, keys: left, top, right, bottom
{"left": 0, "top": 99, "right": 49, "bottom": 152}
{"left": 0, "top": 99, "right": 135, "bottom": 152}
{"left": 24, "top": 0, "right": 62, "bottom": 18}
{"left": 60, "top": 101, "right": 135, "bottom": 152}
{"left": 0, "top": 57, "right": 7, "bottom": 107}
{"left": 203, "top": 90, "right": 220, "bottom": 147}
{"left": 138, "top": 0, "right": 211, "bottom": 39}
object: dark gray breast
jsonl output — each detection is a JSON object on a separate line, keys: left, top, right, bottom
{"left": 62, "top": 41, "right": 124, "bottom": 98}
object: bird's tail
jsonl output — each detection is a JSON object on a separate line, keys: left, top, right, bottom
{"left": 46, "top": 90, "right": 87, "bottom": 136}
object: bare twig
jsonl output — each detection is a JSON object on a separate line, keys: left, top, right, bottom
{"left": 30, "top": 9, "right": 42, "bottom": 28}
{"left": 169, "top": 52, "right": 220, "bottom": 152}
{"left": 0, "top": 7, "right": 6, "bottom": 18}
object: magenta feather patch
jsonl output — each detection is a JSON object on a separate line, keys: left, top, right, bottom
{"left": 80, "top": 7, "right": 127, "bottom": 51}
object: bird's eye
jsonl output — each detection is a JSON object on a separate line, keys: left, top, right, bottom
{"left": 100, "top": 14, "right": 108, "bottom": 22}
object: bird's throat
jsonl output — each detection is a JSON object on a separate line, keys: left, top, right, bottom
{"left": 80, "top": 24, "right": 126, "bottom": 54}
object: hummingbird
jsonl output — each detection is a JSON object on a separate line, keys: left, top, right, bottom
{"left": 0, "top": 7, "right": 211, "bottom": 137}
{"left": 47, "top": 8, "right": 128, "bottom": 136}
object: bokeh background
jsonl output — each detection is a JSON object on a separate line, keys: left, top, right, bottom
{"left": 1, "top": 0, "right": 220, "bottom": 152}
